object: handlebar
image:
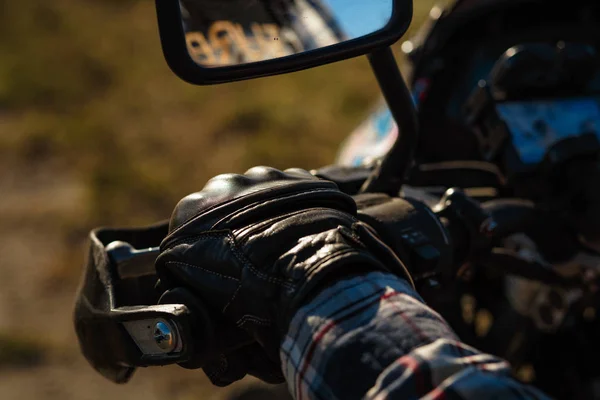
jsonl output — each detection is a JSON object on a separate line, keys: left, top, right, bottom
{"left": 77, "top": 187, "right": 592, "bottom": 381}
{"left": 434, "top": 188, "right": 588, "bottom": 288}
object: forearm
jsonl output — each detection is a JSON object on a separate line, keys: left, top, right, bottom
{"left": 280, "top": 272, "right": 550, "bottom": 400}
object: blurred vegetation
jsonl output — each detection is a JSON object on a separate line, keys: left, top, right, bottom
{"left": 0, "top": 0, "right": 437, "bottom": 397}
{"left": 0, "top": 332, "right": 47, "bottom": 368}
{"left": 0, "top": 0, "right": 436, "bottom": 228}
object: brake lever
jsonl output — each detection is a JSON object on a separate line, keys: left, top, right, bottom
{"left": 105, "top": 240, "right": 216, "bottom": 368}
{"left": 75, "top": 232, "right": 216, "bottom": 384}
{"left": 106, "top": 240, "right": 160, "bottom": 278}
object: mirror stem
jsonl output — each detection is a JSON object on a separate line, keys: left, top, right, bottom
{"left": 360, "top": 46, "right": 419, "bottom": 196}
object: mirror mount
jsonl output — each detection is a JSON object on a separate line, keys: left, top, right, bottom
{"left": 360, "top": 47, "right": 418, "bottom": 196}
{"left": 154, "top": 0, "right": 418, "bottom": 195}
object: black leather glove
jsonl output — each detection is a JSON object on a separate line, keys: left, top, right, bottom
{"left": 155, "top": 167, "right": 413, "bottom": 385}
{"left": 353, "top": 193, "right": 454, "bottom": 282}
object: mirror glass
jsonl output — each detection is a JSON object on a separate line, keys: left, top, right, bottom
{"left": 179, "top": 0, "right": 394, "bottom": 67}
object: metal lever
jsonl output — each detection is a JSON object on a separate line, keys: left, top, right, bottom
{"left": 106, "top": 240, "right": 160, "bottom": 279}
{"left": 104, "top": 240, "right": 215, "bottom": 369}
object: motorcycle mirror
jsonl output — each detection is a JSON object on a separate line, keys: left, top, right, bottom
{"left": 155, "top": 0, "right": 412, "bottom": 84}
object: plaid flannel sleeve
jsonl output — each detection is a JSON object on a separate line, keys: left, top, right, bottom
{"left": 280, "top": 271, "right": 551, "bottom": 400}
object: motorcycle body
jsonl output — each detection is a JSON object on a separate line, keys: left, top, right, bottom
{"left": 335, "top": 1, "right": 600, "bottom": 397}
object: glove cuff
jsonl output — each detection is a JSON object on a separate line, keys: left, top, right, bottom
{"left": 279, "top": 222, "right": 415, "bottom": 336}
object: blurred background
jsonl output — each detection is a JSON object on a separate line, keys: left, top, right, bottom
{"left": 0, "top": 0, "right": 437, "bottom": 398}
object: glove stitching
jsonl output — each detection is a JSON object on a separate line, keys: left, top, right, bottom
{"left": 233, "top": 209, "right": 314, "bottom": 246}
{"left": 336, "top": 224, "right": 370, "bottom": 247}
{"left": 222, "top": 282, "right": 243, "bottom": 314}
{"left": 165, "top": 261, "right": 240, "bottom": 282}
{"left": 220, "top": 208, "right": 307, "bottom": 235}
{"left": 234, "top": 208, "right": 359, "bottom": 248}
{"left": 236, "top": 314, "right": 272, "bottom": 327}
{"left": 226, "top": 234, "right": 295, "bottom": 289}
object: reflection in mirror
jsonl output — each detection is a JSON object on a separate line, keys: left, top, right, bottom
{"left": 179, "top": 0, "right": 394, "bottom": 67}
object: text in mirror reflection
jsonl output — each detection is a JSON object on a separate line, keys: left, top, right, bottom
{"left": 186, "top": 21, "right": 305, "bottom": 66}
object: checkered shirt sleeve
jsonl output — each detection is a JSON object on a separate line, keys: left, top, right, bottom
{"left": 280, "top": 272, "right": 551, "bottom": 400}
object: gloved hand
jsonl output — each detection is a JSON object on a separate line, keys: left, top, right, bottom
{"left": 352, "top": 193, "right": 454, "bottom": 282}
{"left": 155, "top": 167, "right": 413, "bottom": 385}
